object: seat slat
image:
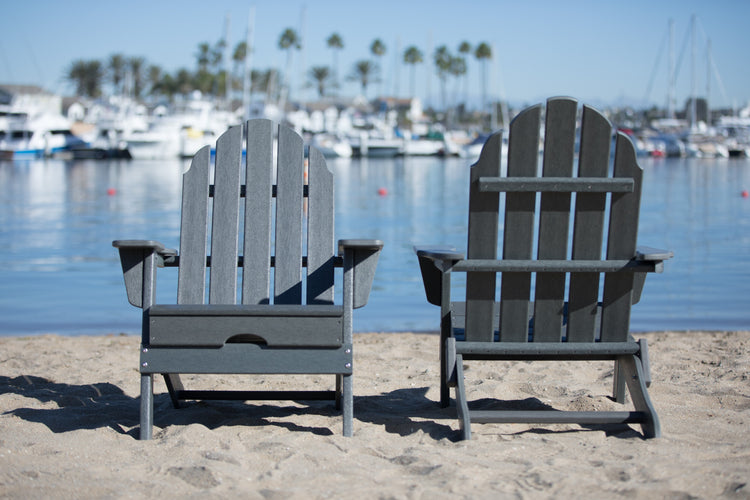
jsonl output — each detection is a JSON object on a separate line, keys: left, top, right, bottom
{"left": 601, "top": 133, "right": 642, "bottom": 341}
{"left": 209, "top": 126, "right": 243, "bottom": 304}
{"left": 568, "top": 105, "right": 612, "bottom": 342}
{"left": 243, "top": 119, "right": 274, "bottom": 305}
{"left": 177, "top": 146, "right": 211, "bottom": 304}
{"left": 533, "top": 97, "right": 577, "bottom": 342}
{"left": 274, "top": 125, "right": 304, "bottom": 304}
{"left": 307, "top": 146, "right": 335, "bottom": 304}
{"left": 499, "top": 104, "right": 540, "bottom": 342}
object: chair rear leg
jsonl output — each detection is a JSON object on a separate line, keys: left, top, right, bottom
{"left": 163, "top": 373, "right": 184, "bottom": 409}
{"left": 613, "top": 360, "right": 627, "bottom": 403}
{"left": 335, "top": 374, "right": 343, "bottom": 410}
{"left": 140, "top": 374, "right": 154, "bottom": 440}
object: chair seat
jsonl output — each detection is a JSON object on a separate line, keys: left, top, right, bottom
{"left": 147, "top": 304, "right": 344, "bottom": 347}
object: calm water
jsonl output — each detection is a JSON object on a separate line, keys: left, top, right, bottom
{"left": 0, "top": 154, "right": 748, "bottom": 336}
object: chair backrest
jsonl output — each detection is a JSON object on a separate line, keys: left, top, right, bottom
{"left": 464, "top": 97, "right": 643, "bottom": 343}
{"left": 176, "top": 119, "right": 335, "bottom": 306}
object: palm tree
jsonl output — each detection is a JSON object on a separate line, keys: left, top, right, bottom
{"left": 326, "top": 33, "right": 343, "bottom": 95}
{"left": 449, "top": 56, "right": 467, "bottom": 108}
{"left": 279, "top": 28, "right": 301, "bottom": 103}
{"left": 67, "top": 59, "right": 103, "bottom": 98}
{"left": 370, "top": 38, "right": 386, "bottom": 96}
{"left": 175, "top": 68, "right": 194, "bottom": 97}
{"left": 403, "top": 45, "right": 423, "bottom": 99}
{"left": 475, "top": 42, "right": 492, "bottom": 116}
{"left": 349, "top": 60, "right": 377, "bottom": 96}
{"left": 232, "top": 41, "right": 247, "bottom": 91}
{"left": 195, "top": 42, "right": 212, "bottom": 72}
{"left": 107, "top": 53, "right": 126, "bottom": 95}
{"left": 308, "top": 66, "right": 331, "bottom": 98}
{"left": 146, "top": 64, "right": 162, "bottom": 99}
{"left": 458, "top": 41, "right": 471, "bottom": 108}
{"left": 434, "top": 45, "right": 451, "bottom": 111}
{"left": 128, "top": 57, "right": 146, "bottom": 99}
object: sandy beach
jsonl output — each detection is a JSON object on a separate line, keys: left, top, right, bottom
{"left": 1, "top": 331, "right": 748, "bottom": 498}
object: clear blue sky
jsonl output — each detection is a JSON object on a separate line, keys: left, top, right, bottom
{"left": 2, "top": 0, "right": 749, "bottom": 110}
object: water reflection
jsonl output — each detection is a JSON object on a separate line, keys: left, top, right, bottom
{"left": 0, "top": 155, "right": 748, "bottom": 335}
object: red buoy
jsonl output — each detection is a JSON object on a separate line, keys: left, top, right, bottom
{"left": 107, "top": 188, "right": 117, "bottom": 196}
{"left": 378, "top": 187, "right": 388, "bottom": 196}
{"left": 742, "top": 190, "right": 749, "bottom": 199}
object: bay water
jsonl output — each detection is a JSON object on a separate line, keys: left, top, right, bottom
{"left": 0, "top": 154, "right": 748, "bottom": 335}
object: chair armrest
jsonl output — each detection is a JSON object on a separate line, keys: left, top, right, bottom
{"left": 414, "top": 245, "right": 465, "bottom": 263}
{"left": 632, "top": 246, "right": 673, "bottom": 304}
{"left": 113, "top": 240, "right": 177, "bottom": 259}
{"left": 414, "top": 245, "right": 465, "bottom": 306}
{"left": 338, "top": 239, "right": 384, "bottom": 309}
{"left": 112, "top": 240, "right": 176, "bottom": 308}
{"left": 636, "top": 246, "right": 673, "bottom": 263}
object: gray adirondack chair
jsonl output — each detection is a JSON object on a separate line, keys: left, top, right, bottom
{"left": 415, "top": 97, "right": 672, "bottom": 440}
{"left": 113, "top": 120, "right": 383, "bottom": 439}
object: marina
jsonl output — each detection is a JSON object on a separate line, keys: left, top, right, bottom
{"left": 0, "top": 154, "right": 748, "bottom": 336}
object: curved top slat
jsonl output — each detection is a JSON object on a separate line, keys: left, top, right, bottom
{"left": 177, "top": 145, "right": 211, "bottom": 304}
{"left": 307, "top": 145, "right": 335, "bottom": 304}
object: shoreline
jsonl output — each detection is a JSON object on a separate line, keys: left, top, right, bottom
{"left": 1, "top": 331, "right": 748, "bottom": 498}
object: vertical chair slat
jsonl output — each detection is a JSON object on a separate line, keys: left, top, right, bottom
{"left": 177, "top": 146, "right": 211, "bottom": 304}
{"left": 601, "top": 133, "right": 642, "bottom": 341}
{"left": 307, "top": 146, "right": 335, "bottom": 304}
{"left": 243, "top": 119, "right": 274, "bottom": 305}
{"left": 567, "top": 105, "right": 612, "bottom": 342}
{"left": 274, "top": 125, "right": 304, "bottom": 304}
{"left": 208, "top": 126, "right": 243, "bottom": 304}
{"left": 500, "top": 104, "right": 540, "bottom": 342}
{"left": 464, "top": 132, "right": 502, "bottom": 341}
{"left": 533, "top": 97, "right": 577, "bottom": 342}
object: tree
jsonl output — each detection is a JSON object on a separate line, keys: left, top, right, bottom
{"left": 195, "top": 42, "right": 212, "bottom": 72}
{"left": 458, "top": 41, "right": 471, "bottom": 107}
{"left": 434, "top": 45, "right": 452, "bottom": 110}
{"left": 370, "top": 38, "right": 386, "bottom": 96}
{"left": 326, "top": 33, "right": 343, "bottom": 95}
{"left": 107, "top": 53, "right": 126, "bottom": 95}
{"left": 448, "top": 56, "right": 467, "bottom": 107}
{"left": 146, "top": 64, "right": 162, "bottom": 98}
{"left": 251, "top": 68, "right": 280, "bottom": 102}
{"left": 308, "top": 66, "right": 331, "bottom": 98}
{"left": 232, "top": 41, "right": 248, "bottom": 92}
{"left": 475, "top": 42, "right": 492, "bottom": 116}
{"left": 403, "top": 45, "right": 423, "bottom": 99}
{"left": 174, "top": 68, "right": 193, "bottom": 97}
{"left": 349, "top": 60, "right": 377, "bottom": 96}
{"left": 127, "top": 57, "right": 146, "bottom": 99}
{"left": 278, "top": 28, "right": 301, "bottom": 103}
{"left": 67, "top": 59, "right": 104, "bottom": 98}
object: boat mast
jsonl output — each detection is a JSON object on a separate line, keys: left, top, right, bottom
{"left": 224, "top": 14, "right": 231, "bottom": 110}
{"left": 690, "top": 14, "right": 697, "bottom": 129}
{"left": 668, "top": 19, "right": 675, "bottom": 119}
{"left": 242, "top": 6, "right": 255, "bottom": 121}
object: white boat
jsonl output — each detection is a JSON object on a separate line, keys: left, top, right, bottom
{"left": 402, "top": 136, "right": 445, "bottom": 156}
{"left": 458, "top": 132, "right": 508, "bottom": 161}
{"left": 0, "top": 112, "right": 86, "bottom": 159}
{"left": 310, "top": 133, "right": 352, "bottom": 158}
{"left": 123, "top": 93, "right": 238, "bottom": 160}
{"left": 349, "top": 131, "right": 402, "bottom": 158}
